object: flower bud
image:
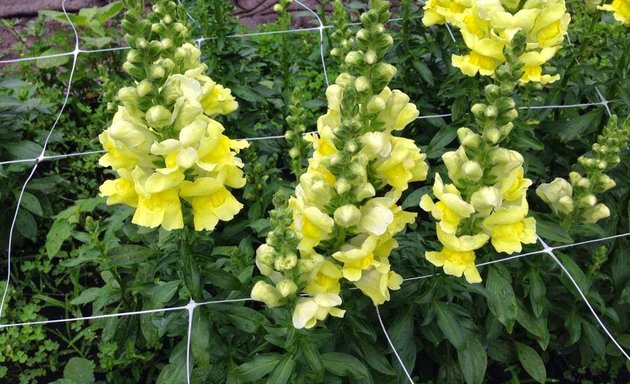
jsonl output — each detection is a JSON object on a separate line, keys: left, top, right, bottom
{"left": 336, "top": 178, "right": 351, "bottom": 195}
{"left": 273, "top": 3, "right": 283, "bottom": 12}
{"left": 485, "top": 105, "right": 498, "bottom": 118}
{"left": 256, "top": 244, "right": 276, "bottom": 266}
{"left": 557, "top": 196, "right": 574, "bottom": 215}
{"left": 145, "top": 105, "right": 172, "bottom": 128}
{"left": 335, "top": 73, "right": 354, "bottom": 87}
{"left": 579, "top": 194, "right": 597, "bottom": 208}
{"left": 276, "top": 279, "right": 297, "bottom": 297}
{"left": 471, "top": 103, "right": 486, "bottom": 117}
{"left": 367, "top": 95, "right": 386, "bottom": 113}
{"left": 345, "top": 51, "right": 363, "bottom": 66}
{"left": 150, "top": 65, "right": 166, "bottom": 79}
{"left": 289, "top": 147, "right": 300, "bottom": 159}
{"left": 596, "top": 174, "right": 616, "bottom": 192}
{"left": 462, "top": 160, "right": 483, "bottom": 182}
{"left": 334, "top": 204, "right": 361, "bottom": 227}
{"left": 274, "top": 253, "right": 298, "bottom": 271}
{"left": 118, "top": 87, "right": 138, "bottom": 104}
{"left": 374, "top": 63, "right": 397, "bottom": 82}
{"left": 581, "top": 203, "right": 610, "bottom": 224}
{"left": 485, "top": 84, "right": 500, "bottom": 99}
{"left": 485, "top": 128, "right": 501, "bottom": 143}
{"left": 135, "top": 80, "right": 152, "bottom": 98}
{"left": 354, "top": 76, "right": 370, "bottom": 93}
{"left": 251, "top": 281, "right": 283, "bottom": 308}
{"left": 355, "top": 183, "right": 376, "bottom": 200}
{"left": 457, "top": 127, "right": 481, "bottom": 148}
{"left": 364, "top": 49, "right": 377, "bottom": 65}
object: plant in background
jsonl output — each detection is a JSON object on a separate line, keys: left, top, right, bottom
{"left": 252, "top": 0, "right": 429, "bottom": 329}
{"left": 421, "top": 33, "right": 536, "bottom": 283}
{"left": 598, "top": 0, "right": 630, "bottom": 25}
{"left": 422, "top": 0, "right": 570, "bottom": 84}
{"left": 536, "top": 114, "right": 630, "bottom": 227}
{"left": 99, "top": 0, "right": 248, "bottom": 231}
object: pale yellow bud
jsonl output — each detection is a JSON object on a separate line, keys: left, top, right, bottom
{"left": 354, "top": 76, "right": 371, "bottom": 92}
{"left": 274, "top": 253, "right": 298, "bottom": 271}
{"left": 251, "top": 281, "right": 284, "bottom": 308}
{"left": 335, "top": 73, "right": 354, "bottom": 87}
{"left": 256, "top": 244, "right": 276, "bottom": 266}
{"left": 579, "top": 194, "right": 597, "bottom": 208}
{"left": 345, "top": 51, "right": 363, "bottom": 66}
{"left": 581, "top": 203, "right": 610, "bottom": 224}
{"left": 334, "top": 204, "right": 361, "bottom": 227}
{"left": 145, "top": 105, "right": 172, "bottom": 128}
{"left": 136, "top": 80, "right": 154, "bottom": 97}
{"left": 355, "top": 183, "right": 376, "bottom": 200}
{"left": 276, "top": 279, "right": 298, "bottom": 297}
{"left": 336, "top": 178, "right": 352, "bottom": 195}
{"left": 367, "top": 96, "right": 386, "bottom": 113}
{"left": 486, "top": 128, "right": 501, "bottom": 144}
{"left": 457, "top": 127, "right": 481, "bottom": 148}
{"left": 364, "top": 49, "right": 377, "bottom": 65}
{"left": 462, "top": 160, "right": 483, "bottom": 182}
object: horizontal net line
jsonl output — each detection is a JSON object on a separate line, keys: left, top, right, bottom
{"left": 402, "top": 231, "right": 629, "bottom": 283}
{"left": 0, "top": 14, "right": 407, "bottom": 65}
{"left": 0, "top": 98, "right": 617, "bottom": 167}
{"left": 2, "top": 231, "right": 626, "bottom": 330}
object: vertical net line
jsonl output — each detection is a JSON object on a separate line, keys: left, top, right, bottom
{"left": 185, "top": 300, "right": 197, "bottom": 384}
{"left": 375, "top": 306, "right": 415, "bottom": 383}
{"left": 1, "top": 0, "right": 80, "bottom": 319}
{"left": 537, "top": 236, "right": 630, "bottom": 361}
{"left": 294, "top": 0, "right": 330, "bottom": 87}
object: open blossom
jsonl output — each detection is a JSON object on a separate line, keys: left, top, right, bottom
{"left": 99, "top": 42, "right": 247, "bottom": 231}
{"left": 424, "top": 0, "right": 570, "bottom": 83}
{"left": 599, "top": 0, "right": 630, "bottom": 25}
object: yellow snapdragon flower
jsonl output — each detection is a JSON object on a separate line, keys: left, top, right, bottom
{"left": 599, "top": 0, "right": 630, "bottom": 25}
{"left": 425, "top": 0, "right": 570, "bottom": 83}
{"left": 99, "top": 42, "right": 247, "bottom": 231}
{"left": 425, "top": 227, "right": 489, "bottom": 283}
{"left": 420, "top": 174, "right": 475, "bottom": 234}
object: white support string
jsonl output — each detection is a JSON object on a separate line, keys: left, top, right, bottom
{"left": 375, "top": 305, "right": 415, "bottom": 384}
{"left": 1, "top": 0, "right": 80, "bottom": 319}
{"left": 293, "top": 0, "right": 329, "bottom": 87}
{"left": 185, "top": 299, "right": 196, "bottom": 384}
{"left": 537, "top": 235, "right": 630, "bottom": 361}
{"left": 0, "top": 98, "right": 617, "bottom": 168}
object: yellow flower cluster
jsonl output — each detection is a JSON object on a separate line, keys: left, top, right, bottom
{"left": 422, "top": 0, "right": 570, "bottom": 83}
{"left": 253, "top": 78, "right": 429, "bottom": 329}
{"left": 599, "top": 0, "right": 630, "bottom": 25}
{"left": 420, "top": 42, "right": 536, "bottom": 283}
{"left": 421, "top": 139, "right": 536, "bottom": 283}
{"left": 99, "top": 41, "right": 248, "bottom": 231}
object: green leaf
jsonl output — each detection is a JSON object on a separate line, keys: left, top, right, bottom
{"left": 557, "top": 253, "right": 590, "bottom": 294}
{"left": 534, "top": 216, "right": 573, "bottom": 244}
{"left": 16, "top": 210, "right": 37, "bottom": 241}
{"left": 516, "top": 301, "right": 549, "bottom": 350}
{"left": 70, "top": 288, "right": 103, "bottom": 306}
{"left": 266, "top": 355, "right": 295, "bottom": 384}
{"left": 412, "top": 60, "right": 434, "bottom": 86}
{"left": 7, "top": 141, "right": 43, "bottom": 159}
{"left": 20, "top": 191, "right": 43, "bottom": 216}
{"left": 514, "top": 342, "right": 546, "bottom": 383}
{"left": 63, "top": 357, "right": 95, "bottom": 384}
{"left": 434, "top": 302, "right": 466, "bottom": 348}
{"left": 107, "top": 245, "right": 155, "bottom": 267}
{"left": 402, "top": 187, "right": 430, "bottom": 209}
{"left": 357, "top": 337, "right": 396, "bottom": 376}
{"left": 300, "top": 339, "right": 324, "bottom": 373}
{"left": 457, "top": 336, "right": 487, "bottom": 384}
{"left": 192, "top": 309, "right": 211, "bottom": 369}
{"left": 95, "top": 1, "right": 124, "bottom": 23}
{"left": 46, "top": 220, "right": 73, "bottom": 258}
{"left": 35, "top": 48, "right": 71, "bottom": 69}
{"left": 237, "top": 354, "right": 283, "bottom": 382}
{"left": 321, "top": 352, "right": 370, "bottom": 378}
{"left": 555, "top": 109, "right": 603, "bottom": 143}
{"left": 144, "top": 281, "right": 180, "bottom": 308}
{"left": 527, "top": 269, "right": 546, "bottom": 318}
{"left": 582, "top": 321, "right": 605, "bottom": 357}
{"left": 425, "top": 126, "right": 457, "bottom": 159}
{"left": 223, "top": 306, "right": 265, "bottom": 333}
{"left": 205, "top": 268, "right": 243, "bottom": 290}
{"left": 486, "top": 265, "right": 517, "bottom": 332}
